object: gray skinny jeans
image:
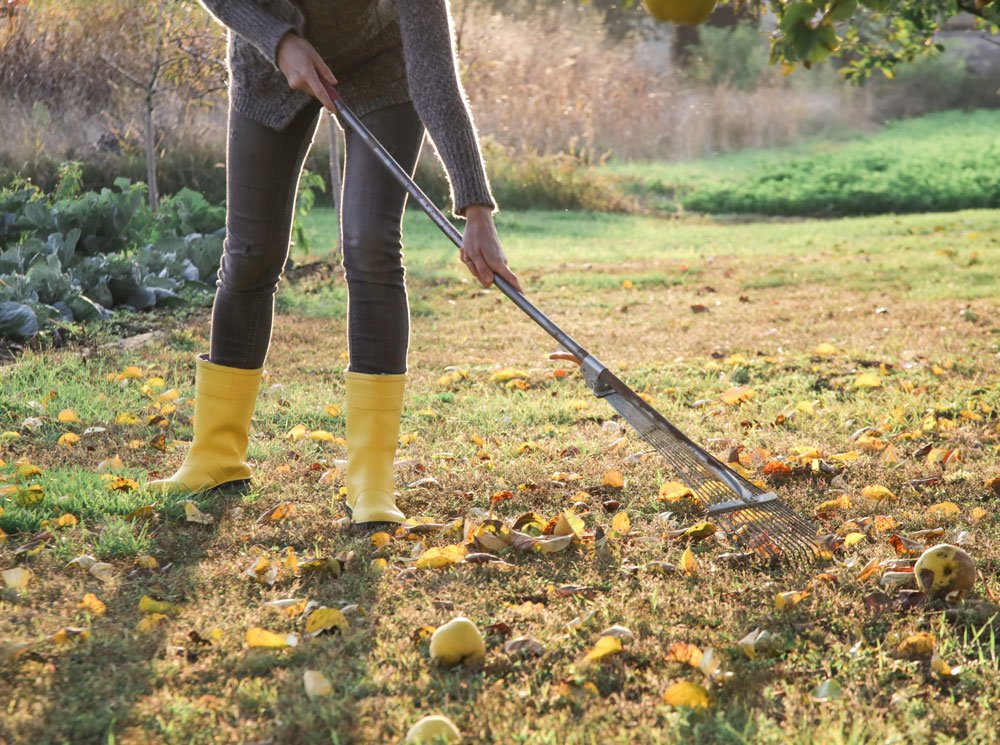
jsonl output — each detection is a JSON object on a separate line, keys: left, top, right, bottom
{"left": 209, "top": 98, "right": 425, "bottom": 374}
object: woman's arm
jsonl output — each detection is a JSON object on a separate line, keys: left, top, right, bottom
{"left": 199, "top": 0, "right": 303, "bottom": 67}
{"left": 393, "top": 0, "right": 494, "bottom": 217}
{"left": 394, "top": 0, "right": 521, "bottom": 292}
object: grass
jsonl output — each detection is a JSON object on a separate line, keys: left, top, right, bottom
{"left": 609, "top": 110, "right": 1000, "bottom": 217}
{"left": 2, "top": 207, "right": 1000, "bottom": 744}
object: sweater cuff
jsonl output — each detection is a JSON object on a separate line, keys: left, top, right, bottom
{"left": 439, "top": 126, "right": 495, "bottom": 217}
{"left": 256, "top": 22, "right": 298, "bottom": 68}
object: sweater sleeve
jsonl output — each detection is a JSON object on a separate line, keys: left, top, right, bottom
{"left": 199, "top": 0, "right": 304, "bottom": 68}
{"left": 393, "top": 0, "right": 495, "bottom": 216}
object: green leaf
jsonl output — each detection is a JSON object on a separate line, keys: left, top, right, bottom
{"left": 827, "top": 0, "right": 858, "bottom": 22}
{"left": 0, "top": 301, "right": 39, "bottom": 340}
{"left": 780, "top": 3, "right": 818, "bottom": 33}
{"left": 65, "top": 294, "right": 108, "bottom": 323}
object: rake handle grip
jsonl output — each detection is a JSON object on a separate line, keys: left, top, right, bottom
{"left": 324, "top": 81, "right": 591, "bottom": 362}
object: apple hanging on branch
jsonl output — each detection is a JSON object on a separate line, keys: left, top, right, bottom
{"left": 641, "top": 0, "right": 719, "bottom": 24}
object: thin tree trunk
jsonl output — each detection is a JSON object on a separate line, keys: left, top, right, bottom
{"left": 327, "top": 114, "right": 343, "bottom": 260}
{"left": 144, "top": 95, "right": 159, "bottom": 212}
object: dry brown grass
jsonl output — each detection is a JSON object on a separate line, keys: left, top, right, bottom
{"left": 456, "top": 3, "right": 870, "bottom": 159}
{"left": 2, "top": 208, "right": 999, "bottom": 744}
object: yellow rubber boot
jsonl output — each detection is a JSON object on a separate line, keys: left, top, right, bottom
{"left": 146, "top": 354, "right": 263, "bottom": 495}
{"left": 345, "top": 371, "right": 406, "bottom": 526}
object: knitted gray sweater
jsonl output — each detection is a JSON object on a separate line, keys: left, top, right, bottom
{"left": 198, "top": 0, "right": 494, "bottom": 215}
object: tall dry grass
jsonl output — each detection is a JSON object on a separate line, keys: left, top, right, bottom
{"left": 455, "top": 2, "right": 870, "bottom": 160}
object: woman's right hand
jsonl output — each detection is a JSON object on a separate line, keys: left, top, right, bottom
{"left": 276, "top": 32, "right": 338, "bottom": 111}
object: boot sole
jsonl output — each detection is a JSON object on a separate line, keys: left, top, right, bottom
{"left": 209, "top": 478, "right": 251, "bottom": 496}
{"left": 349, "top": 520, "right": 401, "bottom": 536}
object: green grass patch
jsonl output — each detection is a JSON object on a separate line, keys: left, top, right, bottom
{"left": 608, "top": 110, "right": 1000, "bottom": 218}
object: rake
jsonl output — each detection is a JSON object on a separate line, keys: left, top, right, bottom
{"left": 326, "top": 86, "right": 823, "bottom": 565}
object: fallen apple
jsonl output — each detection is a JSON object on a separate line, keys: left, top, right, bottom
{"left": 429, "top": 616, "right": 486, "bottom": 667}
{"left": 642, "top": 0, "right": 717, "bottom": 25}
{"left": 404, "top": 715, "right": 462, "bottom": 744}
{"left": 914, "top": 543, "right": 976, "bottom": 599}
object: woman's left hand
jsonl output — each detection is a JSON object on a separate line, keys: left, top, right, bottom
{"left": 460, "top": 206, "right": 523, "bottom": 294}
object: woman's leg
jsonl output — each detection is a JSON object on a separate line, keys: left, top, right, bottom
{"left": 341, "top": 100, "right": 425, "bottom": 374}
{"left": 147, "top": 101, "right": 322, "bottom": 496}
{"left": 210, "top": 99, "right": 323, "bottom": 369}
{"left": 340, "top": 100, "right": 424, "bottom": 527}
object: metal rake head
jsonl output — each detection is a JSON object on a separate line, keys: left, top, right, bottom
{"left": 587, "top": 365, "right": 825, "bottom": 565}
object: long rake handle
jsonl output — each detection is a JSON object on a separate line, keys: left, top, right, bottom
{"left": 328, "top": 86, "right": 772, "bottom": 508}
{"left": 326, "top": 84, "right": 590, "bottom": 363}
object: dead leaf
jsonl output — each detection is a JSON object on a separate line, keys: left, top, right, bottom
{"left": 889, "top": 534, "right": 924, "bottom": 557}
{"left": 124, "top": 505, "right": 156, "bottom": 521}
{"left": 2, "top": 567, "right": 32, "bottom": 590}
{"left": 863, "top": 485, "right": 897, "bottom": 502}
{"left": 775, "top": 590, "right": 811, "bottom": 611}
{"left": 490, "top": 367, "right": 530, "bottom": 382}
{"left": 856, "top": 558, "right": 880, "bottom": 583}
{"left": 184, "top": 501, "right": 214, "bottom": 525}
{"left": 504, "top": 637, "right": 545, "bottom": 658}
{"left": 738, "top": 628, "right": 777, "bottom": 660}
{"left": 257, "top": 501, "right": 296, "bottom": 523}
{"left": 930, "top": 650, "right": 962, "bottom": 678}
{"left": 664, "top": 642, "right": 703, "bottom": 667}
{"left": 854, "top": 373, "right": 883, "bottom": 389}
{"left": 662, "top": 681, "right": 710, "bottom": 708}
{"left": 896, "top": 632, "right": 935, "bottom": 659}
{"left": 136, "top": 613, "right": 169, "bottom": 633}
{"left": 601, "top": 470, "right": 624, "bottom": 488}
{"left": 138, "top": 595, "right": 180, "bottom": 616}
{"left": 880, "top": 571, "right": 917, "bottom": 590}
{"left": 658, "top": 481, "right": 696, "bottom": 504}
{"left": 610, "top": 511, "right": 630, "bottom": 537}
{"left": 680, "top": 547, "right": 698, "bottom": 576}
{"left": 682, "top": 521, "right": 716, "bottom": 542}
{"left": 88, "top": 562, "right": 115, "bottom": 584}
{"left": 415, "top": 544, "right": 467, "bottom": 569}
{"left": 550, "top": 510, "right": 585, "bottom": 540}
{"left": 581, "top": 635, "right": 622, "bottom": 665}
{"left": 245, "top": 627, "right": 298, "bottom": 649}
{"left": 304, "top": 607, "right": 349, "bottom": 636}
{"left": 535, "top": 534, "right": 573, "bottom": 553}
{"left": 303, "top": 670, "right": 332, "bottom": 699}
{"left": 720, "top": 386, "right": 756, "bottom": 406}
{"left": 924, "top": 501, "right": 960, "bottom": 525}
{"left": 78, "top": 593, "right": 106, "bottom": 616}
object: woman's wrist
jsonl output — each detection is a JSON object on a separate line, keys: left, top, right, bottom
{"left": 463, "top": 204, "right": 493, "bottom": 222}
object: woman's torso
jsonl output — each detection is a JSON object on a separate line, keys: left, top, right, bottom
{"left": 294, "top": 0, "right": 400, "bottom": 71}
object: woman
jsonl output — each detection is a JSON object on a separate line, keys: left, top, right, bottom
{"left": 148, "top": 0, "right": 521, "bottom": 530}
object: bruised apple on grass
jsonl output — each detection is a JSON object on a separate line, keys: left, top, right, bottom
{"left": 404, "top": 715, "right": 462, "bottom": 744}
{"left": 429, "top": 617, "right": 486, "bottom": 667}
{"left": 642, "top": 0, "right": 717, "bottom": 25}
{"left": 914, "top": 544, "right": 976, "bottom": 599}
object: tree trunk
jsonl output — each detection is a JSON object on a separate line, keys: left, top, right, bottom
{"left": 144, "top": 95, "right": 159, "bottom": 212}
{"left": 327, "top": 114, "right": 343, "bottom": 259}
